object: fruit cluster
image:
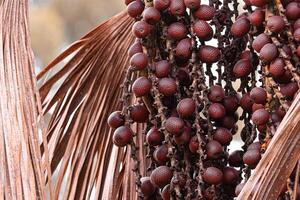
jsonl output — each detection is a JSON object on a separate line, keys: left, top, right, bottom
{"left": 108, "top": 0, "right": 300, "bottom": 199}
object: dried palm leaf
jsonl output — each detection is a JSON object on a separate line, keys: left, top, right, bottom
{"left": 38, "top": 12, "right": 147, "bottom": 199}
{"left": 0, "top": 0, "right": 52, "bottom": 199}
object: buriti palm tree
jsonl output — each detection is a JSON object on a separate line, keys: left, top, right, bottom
{"left": 1, "top": 0, "right": 300, "bottom": 199}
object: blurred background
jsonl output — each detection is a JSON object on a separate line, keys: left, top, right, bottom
{"left": 29, "top": 0, "right": 125, "bottom": 70}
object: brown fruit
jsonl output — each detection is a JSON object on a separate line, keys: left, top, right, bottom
{"left": 194, "top": 5, "right": 215, "bottom": 21}
{"left": 140, "top": 177, "right": 156, "bottom": 196}
{"left": 150, "top": 166, "right": 173, "bottom": 188}
{"left": 184, "top": 0, "right": 200, "bottom": 9}
{"left": 154, "top": 145, "right": 169, "bottom": 165}
{"left": 251, "top": 108, "right": 270, "bottom": 125}
{"left": 223, "top": 167, "right": 239, "bottom": 184}
{"left": 294, "top": 18, "right": 300, "bottom": 30}
{"left": 240, "top": 93, "right": 254, "bottom": 112}
{"left": 206, "top": 140, "right": 223, "bottom": 159}
{"left": 249, "top": 8, "right": 265, "bottom": 26}
{"left": 175, "top": 126, "right": 191, "bottom": 145}
{"left": 130, "top": 104, "right": 149, "bottom": 123}
{"left": 113, "top": 126, "right": 133, "bottom": 147}
{"left": 231, "top": 18, "right": 251, "bottom": 37}
{"left": 176, "top": 98, "right": 196, "bottom": 118}
{"left": 203, "top": 167, "right": 223, "bottom": 185}
{"left": 233, "top": 59, "right": 253, "bottom": 78}
{"left": 235, "top": 183, "right": 245, "bottom": 196}
{"left": 127, "top": 0, "right": 145, "bottom": 18}
{"left": 294, "top": 28, "right": 300, "bottom": 42}
{"left": 165, "top": 117, "right": 185, "bottom": 135}
{"left": 132, "top": 21, "right": 151, "bottom": 38}
{"left": 213, "top": 127, "right": 233, "bottom": 145}
{"left": 280, "top": 82, "right": 299, "bottom": 98}
{"left": 167, "top": 22, "right": 187, "bottom": 40}
{"left": 146, "top": 127, "right": 164, "bottom": 146}
{"left": 250, "top": 87, "right": 267, "bottom": 104}
{"left": 208, "top": 85, "right": 225, "bottom": 102}
{"left": 193, "top": 20, "right": 213, "bottom": 41}
{"left": 128, "top": 41, "right": 143, "bottom": 57}
{"left": 161, "top": 185, "right": 170, "bottom": 200}
{"left": 155, "top": 60, "right": 171, "bottom": 78}
{"left": 108, "top": 111, "right": 125, "bottom": 128}
{"left": 189, "top": 136, "right": 199, "bottom": 153}
{"left": 286, "top": 2, "right": 300, "bottom": 20}
{"left": 252, "top": 103, "right": 265, "bottom": 112}
{"left": 170, "top": 0, "right": 186, "bottom": 16}
{"left": 229, "top": 150, "right": 244, "bottom": 167}
{"left": 269, "top": 58, "right": 285, "bottom": 77}
{"left": 198, "top": 45, "right": 220, "bottom": 63}
{"left": 143, "top": 7, "right": 161, "bottom": 24}
{"left": 267, "top": 16, "right": 285, "bottom": 33}
{"left": 223, "top": 95, "right": 239, "bottom": 113}
{"left": 158, "top": 78, "right": 177, "bottom": 96}
{"left": 260, "top": 43, "right": 278, "bottom": 62}
{"left": 154, "top": 0, "right": 170, "bottom": 11}
{"left": 208, "top": 103, "right": 226, "bottom": 120}
{"left": 250, "top": 0, "right": 268, "bottom": 7}
{"left": 175, "top": 38, "right": 192, "bottom": 59}
{"left": 130, "top": 52, "right": 149, "bottom": 70}
{"left": 132, "top": 77, "right": 152, "bottom": 97}
{"left": 252, "top": 33, "right": 271, "bottom": 52}
{"left": 247, "top": 142, "right": 261, "bottom": 151}
{"left": 243, "top": 150, "right": 261, "bottom": 166}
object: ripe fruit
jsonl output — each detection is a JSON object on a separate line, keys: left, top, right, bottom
{"left": 251, "top": 108, "right": 270, "bottom": 125}
{"left": 266, "top": 16, "right": 285, "bottom": 33}
{"left": 213, "top": 127, "right": 233, "bottom": 145}
{"left": 252, "top": 33, "right": 271, "bottom": 52}
{"left": 184, "top": 0, "right": 200, "bottom": 9}
{"left": 285, "top": 2, "right": 300, "bottom": 20}
{"left": 203, "top": 167, "right": 223, "bottom": 185}
{"left": 154, "top": 145, "right": 169, "bottom": 165}
{"left": 294, "top": 18, "right": 300, "bottom": 30}
{"left": 161, "top": 185, "right": 170, "bottom": 200}
{"left": 223, "top": 167, "right": 239, "bottom": 184}
{"left": 155, "top": 60, "right": 171, "bottom": 78}
{"left": 154, "top": 0, "right": 170, "bottom": 10}
{"left": 208, "top": 85, "right": 225, "bottom": 102}
{"left": 223, "top": 95, "right": 239, "bottom": 113}
{"left": 174, "top": 126, "right": 191, "bottom": 145}
{"left": 221, "top": 115, "right": 236, "bottom": 129}
{"left": 240, "top": 93, "right": 254, "bottom": 112}
{"left": 127, "top": 1, "right": 144, "bottom": 18}
{"left": 208, "top": 103, "right": 226, "bottom": 120}
{"left": 143, "top": 7, "right": 161, "bottom": 24}
{"left": 206, "top": 140, "right": 223, "bottom": 159}
{"left": 175, "top": 38, "right": 192, "bottom": 59}
{"left": 247, "top": 142, "right": 261, "bottom": 151}
{"left": 130, "top": 52, "right": 148, "bottom": 70}
{"left": 128, "top": 41, "right": 143, "bottom": 57}
{"left": 125, "top": 0, "right": 135, "bottom": 5}
{"left": 280, "top": 82, "right": 299, "bottom": 98}
{"left": 113, "top": 126, "right": 133, "bottom": 147}
{"left": 198, "top": 45, "right": 221, "bottom": 63}
{"left": 194, "top": 5, "right": 215, "bottom": 21}
{"left": 269, "top": 58, "right": 285, "bottom": 77}
{"left": 165, "top": 117, "right": 185, "bottom": 135}
{"left": 150, "top": 166, "right": 173, "bottom": 188}
{"left": 170, "top": 0, "right": 186, "bottom": 16}
{"left": 189, "top": 136, "right": 199, "bottom": 153}
{"left": 132, "top": 77, "right": 152, "bottom": 97}
{"left": 132, "top": 21, "right": 151, "bottom": 38}
{"left": 231, "top": 18, "right": 251, "bottom": 37}
{"left": 130, "top": 104, "right": 149, "bottom": 123}
{"left": 294, "top": 28, "right": 300, "bottom": 42}
{"left": 250, "top": 87, "right": 267, "bottom": 104}
{"left": 252, "top": 103, "right": 265, "bottom": 112}
{"left": 250, "top": 0, "right": 268, "bottom": 7}
{"left": 235, "top": 183, "right": 245, "bottom": 196}
{"left": 259, "top": 43, "right": 278, "bottom": 62}
{"left": 243, "top": 150, "right": 261, "bottom": 166}
{"left": 233, "top": 59, "right": 253, "bottom": 78}
{"left": 140, "top": 177, "right": 156, "bottom": 196}
{"left": 158, "top": 78, "right": 177, "bottom": 96}
{"left": 176, "top": 98, "right": 195, "bottom": 118}
{"left": 193, "top": 20, "right": 213, "bottom": 41}
{"left": 167, "top": 22, "right": 187, "bottom": 40}
{"left": 108, "top": 111, "right": 125, "bottom": 128}
{"left": 146, "top": 127, "right": 164, "bottom": 146}
{"left": 249, "top": 8, "right": 265, "bottom": 26}
{"left": 229, "top": 150, "right": 244, "bottom": 167}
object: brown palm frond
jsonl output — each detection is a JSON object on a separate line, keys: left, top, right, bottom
{"left": 38, "top": 12, "right": 146, "bottom": 199}
{"left": 0, "top": 0, "right": 52, "bottom": 199}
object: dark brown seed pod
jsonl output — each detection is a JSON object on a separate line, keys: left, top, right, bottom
{"left": 189, "top": 136, "right": 199, "bottom": 153}
{"left": 252, "top": 33, "right": 271, "bottom": 52}
{"left": 176, "top": 98, "right": 196, "bottom": 118}
{"left": 251, "top": 108, "right": 270, "bottom": 125}
{"left": 175, "top": 38, "right": 192, "bottom": 59}
{"left": 250, "top": 0, "right": 268, "bottom": 7}
{"left": 127, "top": 0, "right": 145, "bottom": 18}
{"left": 150, "top": 166, "right": 173, "bottom": 188}
{"left": 223, "top": 167, "right": 239, "bottom": 184}
{"left": 286, "top": 2, "right": 300, "bottom": 20}
{"left": 158, "top": 78, "right": 177, "bottom": 96}
{"left": 250, "top": 87, "right": 267, "bottom": 104}
{"left": 130, "top": 104, "right": 149, "bottom": 123}
{"left": 193, "top": 20, "right": 213, "bottom": 41}
{"left": 294, "top": 28, "right": 300, "bottom": 42}
{"left": 161, "top": 185, "right": 170, "bottom": 200}
{"left": 231, "top": 18, "right": 251, "bottom": 37}
{"left": 223, "top": 95, "right": 239, "bottom": 113}
{"left": 248, "top": 142, "right": 261, "bottom": 151}
{"left": 130, "top": 52, "right": 149, "bottom": 70}
{"left": 140, "top": 177, "right": 156, "bottom": 196}
{"left": 240, "top": 93, "right": 254, "bottom": 112}
{"left": 155, "top": 60, "right": 171, "bottom": 78}
{"left": 194, "top": 5, "right": 215, "bottom": 21}
{"left": 128, "top": 41, "right": 143, "bottom": 57}
{"left": 280, "top": 82, "right": 299, "bottom": 98}
{"left": 206, "top": 140, "right": 223, "bottom": 159}
{"left": 208, "top": 103, "right": 226, "bottom": 120}
{"left": 249, "top": 8, "right": 265, "bottom": 26}
{"left": 203, "top": 167, "right": 223, "bottom": 185}
{"left": 213, "top": 127, "right": 233, "bottom": 145}
{"left": 167, "top": 22, "right": 187, "bottom": 40}
{"left": 267, "top": 16, "right": 285, "bottom": 33}
{"left": 233, "top": 59, "right": 253, "bottom": 78}
{"left": 208, "top": 85, "right": 225, "bottom": 102}
{"left": 165, "top": 117, "right": 185, "bottom": 135}
{"left": 113, "top": 126, "right": 133, "bottom": 147}
{"left": 235, "top": 183, "right": 245, "bottom": 196}
{"left": 198, "top": 45, "right": 220, "bottom": 63}
{"left": 229, "top": 150, "right": 244, "bottom": 167}
{"left": 175, "top": 126, "right": 191, "bottom": 145}
{"left": 108, "top": 111, "right": 125, "bottom": 128}
{"left": 176, "top": 68, "right": 191, "bottom": 86}
{"left": 184, "top": 0, "right": 200, "bottom": 9}
{"left": 170, "top": 0, "right": 186, "bottom": 16}
{"left": 143, "top": 7, "right": 161, "bottom": 24}
{"left": 153, "top": 145, "right": 169, "bottom": 165}
{"left": 146, "top": 127, "right": 164, "bottom": 146}
{"left": 132, "top": 21, "right": 151, "bottom": 38}
{"left": 243, "top": 150, "right": 261, "bottom": 166}
{"left": 269, "top": 58, "right": 285, "bottom": 77}
{"left": 252, "top": 103, "right": 265, "bottom": 112}
{"left": 154, "top": 0, "right": 170, "bottom": 10}
{"left": 132, "top": 77, "right": 152, "bottom": 97}
{"left": 260, "top": 43, "right": 278, "bottom": 62}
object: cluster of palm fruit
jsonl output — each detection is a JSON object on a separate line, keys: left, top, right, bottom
{"left": 107, "top": 0, "right": 300, "bottom": 199}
